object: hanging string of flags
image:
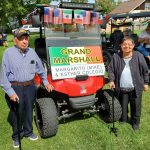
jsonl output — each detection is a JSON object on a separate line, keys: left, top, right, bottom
{"left": 21, "top": 7, "right": 150, "bottom": 27}
{"left": 109, "top": 17, "right": 150, "bottom": 26}
{"left": 21, "top": 9, "right": 38, "bottom": 25}
{"left": 43, "top": 7, "right": 109, "bottom": 25}
{"left": 108, "top": 18, "right": 127, "bottom": 26}
{"left": 136, "top": 18, "right": 150, "bottom": 26}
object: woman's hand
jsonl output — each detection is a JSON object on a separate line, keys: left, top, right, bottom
{"left": 144, "top": 84, "right": 148, "bottom": 91}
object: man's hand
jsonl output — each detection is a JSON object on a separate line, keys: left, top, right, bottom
{"left": 109, "top": 81, "right": 115, "bottom": 89}
{"left": 10, "top": 94, "right": 19, "bottom": 102}
{"left": 45, "top": 83, "right": 54, "bottom": 92}
{"left": 144, "top": 84, "right": 148, "bottom": 91}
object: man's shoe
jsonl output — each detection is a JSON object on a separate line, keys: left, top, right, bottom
{"left": 13, "top": 140, "right": 19, "bottom": 148}
{"left": 28, "top": 133, "right": 38, "bottom": 141}
{"left": 132, "top": 124, "right": 139, "bottom": 131}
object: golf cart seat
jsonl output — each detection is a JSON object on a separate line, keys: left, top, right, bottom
{"left": 109, "top": 29, "right": 124, "bottom": 51}
{"left": 130, "top": 33, "right": 140, "bottom": 49}
{"left": 35, "top": 38, "right": 47, "bottom": 60}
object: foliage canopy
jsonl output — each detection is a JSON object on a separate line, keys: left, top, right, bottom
{"left": 0, "top": 0, "right": 116, "bottom": 31}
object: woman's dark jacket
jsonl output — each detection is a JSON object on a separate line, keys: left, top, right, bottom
{"left": 108, "top": 51, "right": 149, "bottom": 96}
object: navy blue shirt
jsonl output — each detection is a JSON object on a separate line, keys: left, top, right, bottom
{"left": 0, "top": 46, "right": 48, "bottom": 96}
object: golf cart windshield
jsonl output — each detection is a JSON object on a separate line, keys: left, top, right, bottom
{"left": 45, "top": 24, "right": 101, "bottom": 47}
{"left": 33, "top": 4, "right": 105, "bottom": 80}
{"left": 45, "top": 24, "right": 100, "bottom": 37}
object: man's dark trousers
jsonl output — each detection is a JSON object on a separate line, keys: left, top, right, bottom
{"left": 6, "top": 84, "right": 36, "bottom": 141}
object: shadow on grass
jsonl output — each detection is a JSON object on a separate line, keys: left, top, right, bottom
{"left": 59, "top": 111, "right": 94, "bottom": 124}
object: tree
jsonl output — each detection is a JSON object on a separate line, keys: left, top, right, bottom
{"left": 0, "top": 0, "right": 50, "bottom": 29}
{"left": 96, "top": 0, "right": 116, "bottom": 13}
{"left": 0, "top": 0, "right": 116, "bottom": 31}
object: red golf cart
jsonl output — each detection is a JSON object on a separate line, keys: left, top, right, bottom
{"left": 33, "top": 2, "right": 122, "bottom": 138}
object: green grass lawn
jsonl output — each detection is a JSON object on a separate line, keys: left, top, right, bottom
{"left": 0, "top": 35, "right": 150, "bottom": 150}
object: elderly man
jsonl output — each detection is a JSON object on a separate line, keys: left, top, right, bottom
{"left": 0, "top": 29, "right": 53, "bottom": 148}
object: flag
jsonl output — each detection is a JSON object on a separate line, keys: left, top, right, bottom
{"left": 28, "top": 9, "right": 38, "bottom": 18}
{"left": 28, "top": 18, "right": 32, "bottom": 24}
{"left": 21, "top": 18, "right": 28, "bottom": 25}
{"left": 63, "top": 9, "right": 72, "bottom": 24}
{"left": 44, "top": 7, "right": 49, "bottom": 23}
{"left": 44, "top": 7, "right": 53, "bottom": 23}
{"left": 98, "top": 13, "right": 103, "bottom": 25}
{"left": 54, "top": 8, "right": 63, "bottom": 24}
{"left": 74, "top": 10, "right": 83, "bottom": 24}
{"left": 91, "top": 11, "right": 99, "bottom": 25}
{"left": 82, "top": 10, "right": 91, "bottom": 25}
{"left": 104, "top": 13, "right": 109, "bottom": 21}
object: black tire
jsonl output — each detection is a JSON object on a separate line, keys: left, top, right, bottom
{"left": 34, "top": 98, "right": 58, "bottom": 138}
{"left": 103, "top": 50, "right": 112, "bottom": 72}
{"left": 98, "top": 89, "right": 122, "bottom": 123}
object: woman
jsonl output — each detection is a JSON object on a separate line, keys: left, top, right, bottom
{"left": 108, "top": 37, "right": 149, "bottom": 130}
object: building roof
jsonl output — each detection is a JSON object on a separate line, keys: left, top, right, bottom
{"left": 110, "top": 0, "right": 146, "bottom": 14}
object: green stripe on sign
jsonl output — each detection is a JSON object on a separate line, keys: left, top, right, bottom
{"left": 49, "top": 47, "right": 69, "bottom": 66}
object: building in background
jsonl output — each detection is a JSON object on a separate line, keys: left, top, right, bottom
{"left": 108, "top": 0, "right": 150, "bottom": 32}
{"left": 110, "top": 0, "right": 150, "bottom": 14}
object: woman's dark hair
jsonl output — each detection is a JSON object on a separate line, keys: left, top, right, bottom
{"left": 120, "top": 37, "right": 135, "bottom": 45}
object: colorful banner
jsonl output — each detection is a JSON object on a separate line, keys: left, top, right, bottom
{"left": 83, "top": 10, "right": 91, "bottom": 24}
{"left": 74, "top": 10, "right": 83, "bottom": 24}
{"left": 21, "top": 9, "right": 38, "bottom": 25}
{"left": 63, "top": 9, "right": 72, "bottom": 24}
{"left": 44, "top": 7, "right": 53, "bottom": 23}
{"left": 54, "top": 8, "right": 63, "bottom": 24}
{"left": 49, "top": 46, "right": 105, "bottom": 80}
{"left": 42, "top": 7, "right": 107, "bottom": 25}
{"left": 91, "top": 11, "right": 99, "bottom": 25}
{"left": 104, "top": 13, "right": 109, "bottom": 21}
{"left": 98, "top": 13, "right": 103, "bottom": 25}
{"left": 21, "top": 18, "right": 28, "bottom": 25}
